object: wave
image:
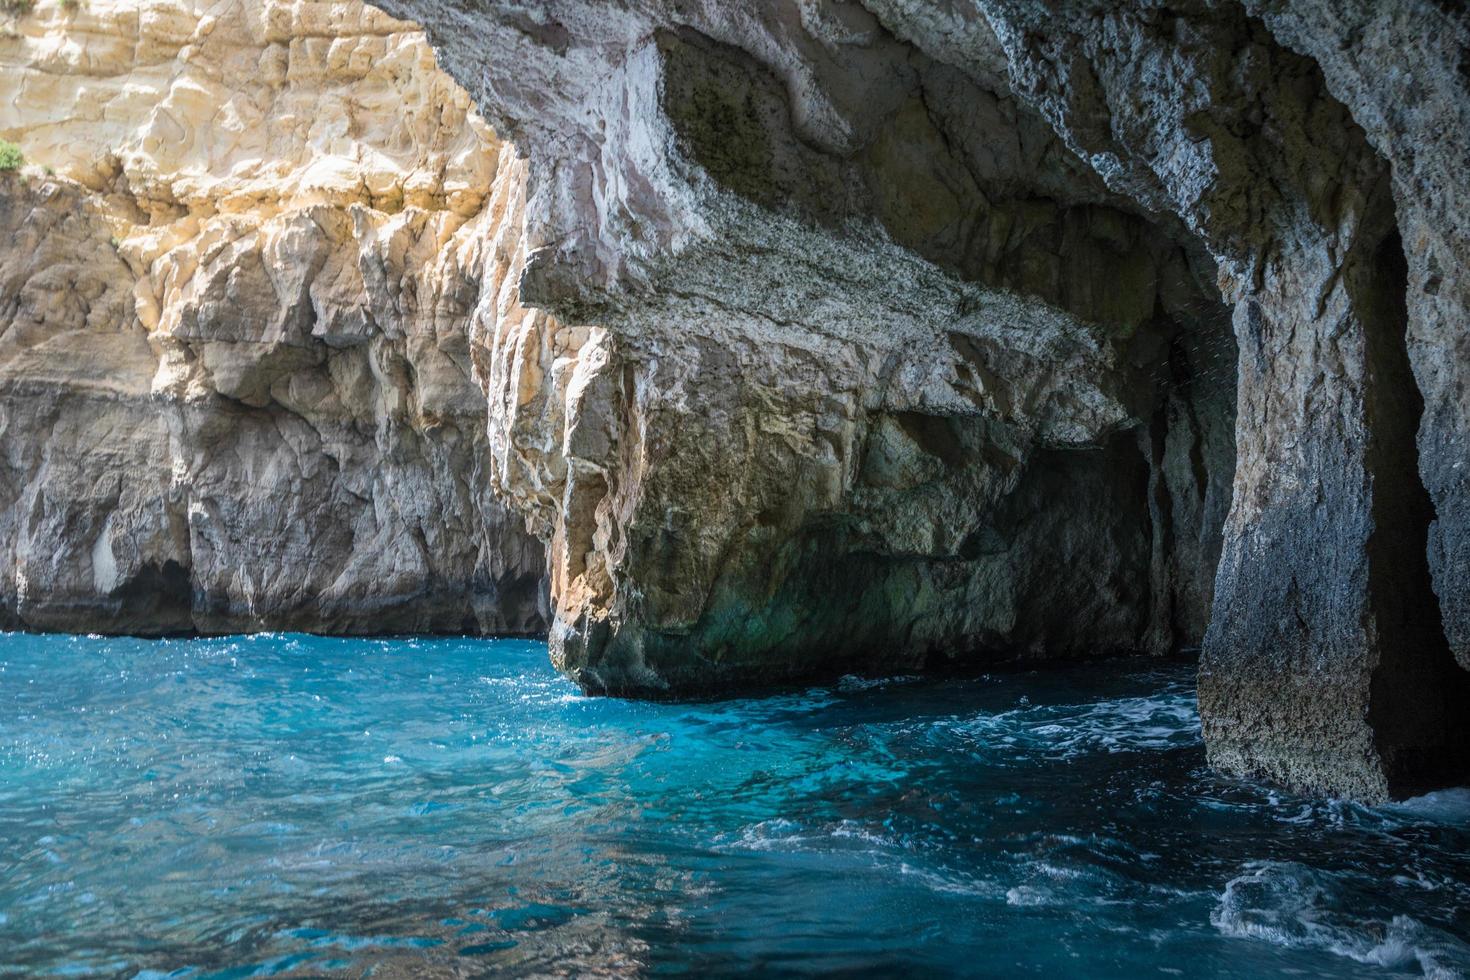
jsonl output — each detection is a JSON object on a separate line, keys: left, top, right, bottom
{"left": 941, "top": 690, "right": 1201, "bottom": 764}
{"left": 1212, "top": 861, "right": 1470, "bottom": 978}
{"left": 1389, "top": 788, "right": 1470, "bottom": 827}
{"left": 836, "top": 674, "right": 923, "bottom": 693}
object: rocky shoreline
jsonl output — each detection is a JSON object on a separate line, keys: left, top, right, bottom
{"left": 2, "top": 0, "right": 1466, "bottom": 802}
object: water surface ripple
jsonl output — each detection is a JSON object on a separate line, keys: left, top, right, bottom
{"left": 1, "top": 633, "right": 1467, "bottom": 977}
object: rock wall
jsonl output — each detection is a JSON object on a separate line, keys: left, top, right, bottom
{"left": 0, "top": 0, "right": 545, "bottom": 634}
{"left": 1243, "top": 0, "right": 1470, "bottom": 676}
{"left": 977, "top": 0, "right": 1468, "bottom": 806}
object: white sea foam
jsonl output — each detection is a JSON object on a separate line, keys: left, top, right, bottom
{"left": 1212, "top": 861, "right": 1470, "bottom": 978}
{"left": 718, "top": 818, "right": 1007, "bottom": 899}
{"left": 948, "top": 691, "right": 1200, "bottom": 762}
{"left": 718, "top": 818, "right": 808, "bottom": 851}
{"left": 898, "top": 861, "right": 1005, "bottom": 898}
{"left": 828, "top": 820, "right": 898, "bottom": 848}
{"left": 836, "top": 674, "right": 922, "bottom": 693}
{"left": 1389, "top": 788, "right": 1470, "bottom": 826}
{"left": 719, "top": 818, "right": 896, "bottom": 854}
{"left": 1005, "top": 884, "right": 1054, "bottom": 907}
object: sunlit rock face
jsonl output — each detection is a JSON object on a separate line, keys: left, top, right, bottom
{"left": 383, "top": 0, "right": 1469, "bottom": 800}
{"left": 0, "top": 0, "right": 545, "bottom": 634}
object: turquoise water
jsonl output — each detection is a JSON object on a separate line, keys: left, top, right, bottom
{"left": 1, "top": 633, "right": 1468, "bottom": 978}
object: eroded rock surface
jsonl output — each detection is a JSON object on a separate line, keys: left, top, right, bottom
{"left": 976, "top": 0, "right": 1467, "bottom": 807}
{"left": 0, "top": 0, "right": 545, "bottom": 634}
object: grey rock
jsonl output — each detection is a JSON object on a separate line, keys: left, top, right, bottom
{"left": 7, "top": 0, "right": 1469, "bottom": 801}
{"left": 1238, "top": 0, "right": 1470, "bottom": 676}
{"left": 383, "top": 0, "right": 1236, "bottom": 696}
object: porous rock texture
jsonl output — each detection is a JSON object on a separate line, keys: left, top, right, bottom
{"left": 974, "top": 0, "right": 1469, "bottom": 801}
{"left": 380, "top": 0, "right": 1469, "bottom": 799}
{"left": 0, "top": 0, "right": 545, "bottom": 634}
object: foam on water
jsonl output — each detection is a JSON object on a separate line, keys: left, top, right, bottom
{"left": 1212, "top": 863, "right": 1470, "bottom": 978}
{"left": 1, "top": 633, "right": 1467, "bottom": 977}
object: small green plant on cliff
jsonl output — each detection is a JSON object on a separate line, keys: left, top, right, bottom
{"left": 0, "top": 140, "right": 23, "bottom": 172}
{"left": 0, "top": 0, "right": 36, "bottom": 17}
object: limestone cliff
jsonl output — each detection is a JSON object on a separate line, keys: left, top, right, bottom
{"left": 379, "top": 1, "right": 1228, "bottom": 692}
{"left": 384, "top": 1, "right": 1237, "bottom": 703}
{"left": 0, "top": 0, "right": 545, "bottom": 634}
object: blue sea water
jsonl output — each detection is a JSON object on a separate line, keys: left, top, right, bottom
{"left": 1, "top": 633, "right": 1468, "bottom": 978}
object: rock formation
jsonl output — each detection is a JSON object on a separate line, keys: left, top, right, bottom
{"left": 0, "top": 0, "right": 545, "bottom": 634}
{"left": 972, "top": 0, "right": 1470, "bottom": 801}
{"left": 2, "top": 0, "right": 1466, "bottom": 802}
{"left": 377, "top": 0, "right": 1467, "bottom": 799}
{"left": 379, "top": 0, "right": 1238, "bottom": 706}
